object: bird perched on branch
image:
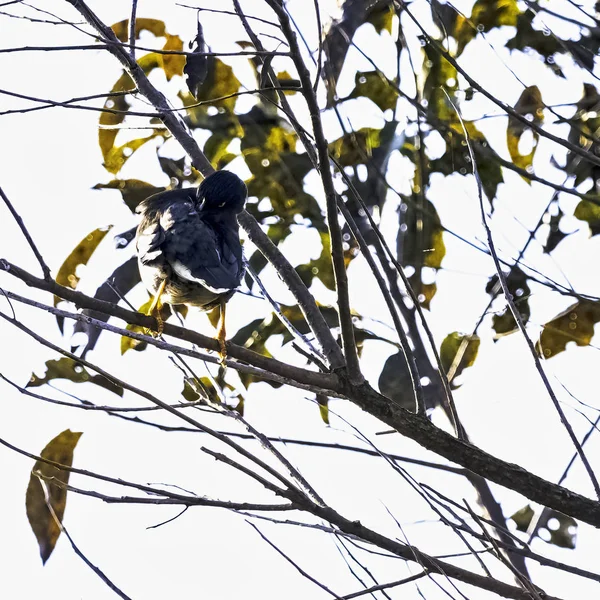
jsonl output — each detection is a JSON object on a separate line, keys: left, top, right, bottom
{"left": 135, "top": 170, "right": 247, "bottom": 362}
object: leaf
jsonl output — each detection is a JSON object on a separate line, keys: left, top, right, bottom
{"left": 26, "top": 429, "right": 83, "bottom": 564}
{"left": 27, "top": 357, "right": 123, "bottom": 396}
{"left": 378, "top": 351, "right": 418, "bottom": 411}
{"left": 543, "top": 206, "right": 571, "bottom": 253}
{"left": 329, "top": 127, "right": 383, "bottom": 167}
{"left": 348, "top": 71, "right": 398, "bottom": 112}
{"left": 397, "top": 197, "right": 445, "bottom": 269}
{"left": 511, "top": 505, "right": 577, "bottom": 549}
{"left": 185, "top": 20, "right": 208, "bottom": 97}
{"left": 162, "top": 34, "right": 186, "bottom": 81}
{"left": 506, "top": 86, "right": 544, "bottom": 177}
{"left": 367, "top": 4, "right": 395, "bottom": 35}
{"left": 93, "top": 179, "right": 165, "bottom": 212}
{"left": 296, "top": 232, "right": 336, "bottom": 291}
{"left": 317, "top": 393, "right": 329, "bottom": 425}
{"left": 54, "top": 226, "right": 112, "bottom": 313}
{"left": 157, "top": 154, "right": 198, "bottom": 187}
{"left": 71, "top": 257, "right": 140, "bottom": 357}
{"left": 536, "top": 300, "right": 600, "bottom": 359}
{"left": 182, "top": 57, "right": 241, "bottom": 115}
{"left": 486, "top": 267, "right": 531, "bottom": 336}
{"left": 99, "top": 53, "right": 164, "bottom": 174}
{"left": 454, "top": 0, "right": 521, "bottom": 56}
{"left": 506, "top": 10, "right": 565, "bottom": 76}
{"left": 440, "top": 332, "right": 480, "bottom": 385}
{"left": 111, "top": 18, "right": 166, "bottom": 41}
{"left": 423, "top": 43, "right": 458, "bottom": 123}
{"left": 574, "top": 196, "right": 600, "bottom": 236}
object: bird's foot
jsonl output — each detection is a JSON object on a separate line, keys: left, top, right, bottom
{"left": 144, "top": 280, "right": 167, "bottom": 337}
{"left": 218, "top": 337, "right": 227, "bottom": 368}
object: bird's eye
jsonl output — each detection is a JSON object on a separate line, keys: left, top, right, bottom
{"left": 218, "top": 202, "right": 226, "bottom": 208}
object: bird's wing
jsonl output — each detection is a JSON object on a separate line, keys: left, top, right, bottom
{"left": 159, "top": 201, "right": 242, "bottom": 293}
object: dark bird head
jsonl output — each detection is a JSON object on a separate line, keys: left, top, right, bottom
{"left": 196, "top": 171, "right": 247, "bottom": 215}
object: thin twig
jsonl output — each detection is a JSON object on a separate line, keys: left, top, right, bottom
{"left": 451, "top": 93, "right": 600, "bottom": 500}
{"left": 128, "top": 0, "right": 137, "bottom": 61}
{"left": 0, "top": 186, "right": 50, "bottom": 280}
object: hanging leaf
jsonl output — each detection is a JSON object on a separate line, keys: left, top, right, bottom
{"left": 25, "top": 429, "right": 83, "bottom": 563}
{"left": 574, "top": 186, "right": 600, "bottom": 236}
{"left": 536, "top": 300, "right": 600, "bottom": 359}
{"left": 507, "top": 86, "right": 544, "bottom": 177}
{"left": 423, "top": 43, "right": 458, "bottom": 123}
{"left": 329, "top": 127, "right": 383, "bottom": 167}
{"left": 486, "top": 267, "right": 531, "bottom": 336}
{"left": 185, "top": 19, "right": 209, "bottom": 97}
{"left": 440, "top": 332, "right": 480, "bottom": 386}
{"left": 317, "top": 393, "right": 330, "bottom": 425}
{"left": 54, "top": 226, "right": 112, "bottom": 314}
{"left": 27, "top": 357, "right": 123, "bottom": 396}
{"left": 543, "top": 206, "right": 571, "bottom": 253}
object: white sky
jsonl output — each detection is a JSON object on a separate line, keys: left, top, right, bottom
{"left": 1, "top": 1, "right": 600, "bottom": 599}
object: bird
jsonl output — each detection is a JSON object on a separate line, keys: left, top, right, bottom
{"left": 135, "top": 170, "right": 247, "bottom": 362}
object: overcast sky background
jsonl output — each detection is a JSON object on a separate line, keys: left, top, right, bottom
{"left": 1, "top": 1, "right": 600, "bottom": 598}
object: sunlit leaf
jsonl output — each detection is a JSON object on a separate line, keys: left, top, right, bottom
{"left": 27, "top": 357, "right": 123, "bottom": 396}
{"left": 26, "top": 429, "right": 83, "bottom": 564}
{"left": 454, "top": 0, "right": 521, "bottom": 56}
{"left": 440, "top": 332, "right": 480, "bottom": 386}
{"left": 507, "top": 86, "right": 543, "bottom": 177}
{"left": 348, "top": 71, "right": 398, "bottom": 112}
{"left": 93, "top": 179, "right": 164, "bottom": 212}
{"left": 54, "top": 227, "right": 112, "bottom": 313}
{"left": 536, "top": 300, "right": 600, "bottom": 359}
{"left": 317, "top": 393, "right": 329, "bottom": 425}
{"left": 486, "top": 267, "right": 531, "bottom": 336}
{"left": 163, "top": 34, "right": 186, "bottom": 81}
{"left": 111, "top": 18, "right": 166, "bottom": 41}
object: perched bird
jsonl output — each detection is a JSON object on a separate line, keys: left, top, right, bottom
{"left": 135, "top": 170, "right": 247, "bottom": 361}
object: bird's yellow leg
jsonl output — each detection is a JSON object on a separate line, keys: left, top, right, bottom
{"left": 216, "top": 298, "right": 227, "bottom": 366}
{"left": 146, "top": 279, "right": 167, "bottom": 337}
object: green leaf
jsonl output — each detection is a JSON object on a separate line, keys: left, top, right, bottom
{"left": 440, "top": 332, "right": 480, "bottom": 385}
{"left": 348, "top": 71, "right": 398, "bottom": 112}
{"left": 486, "top": 267, "right": 531, "bottom": 336}
{"left": 367, "top": 4, "right": 395, "bottom": 34}
{"left": 27, "top": 357, "right": 123, "bottom": 396}
{"left": 574, "top": 194, "right": 600, "bottom": 236}
{"left": 296, "top": 232, "right": 336, "bottom": 291}
{"left": 54, "top": 226, "right": 112, "bottom": 309}
{"left": 329, "top": 127, "right": 383, "bottom": 167}
{"left": 93, "top": 179, "right": 165, "bottom": 212}
{"left": 317, "top": 393, "right": 330, "bottom": 425}
{"left": 454, "top": 0, "right": 521, "bottom": 56}
{"left": 536, "top": 301, "right": 600, "bottom": 359}
{"left": 507, "top": 86, "right": 544, "bottom": 177}
{"left": 26, "top": 429, "right": 83, "bottom": 564}
{"left": 423, "top": 44, "right": 458, "bottom": 123}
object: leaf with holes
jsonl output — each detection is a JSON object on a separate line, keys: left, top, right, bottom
{"left": 511, "top": 505, "right": 577, "bottom": 549}
{"left": 536, "top": 300, "right": 600, "bottom": 358}
{"left": 26, "top": 429, "right": 83, "bottom": 564}
{"left": 486, "top": 267, "right": 531, "bottom": 336}
{"left": 507, "top": 86, "right": 543, "bottom": 178}
{"left": 27, "top": 357, "right": 123, "bottom": 396}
